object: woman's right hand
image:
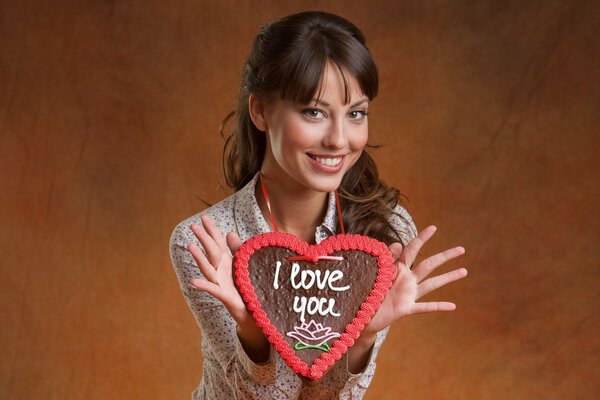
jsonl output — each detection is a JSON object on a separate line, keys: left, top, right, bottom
{"left": 187, "top": 214, "right": 248, "bottom": 324}
{"left": 187, "top": 215, "right": 270, "bottom": 362}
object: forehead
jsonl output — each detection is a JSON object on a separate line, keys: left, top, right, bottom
{"left": 311, "top": 61, "right": 365, "bottom": 106}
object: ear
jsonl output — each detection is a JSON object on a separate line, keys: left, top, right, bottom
{"left": 248, "top": 93, "right": 269, "bottom": 132}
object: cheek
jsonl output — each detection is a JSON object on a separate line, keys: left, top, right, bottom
{"left": 281, "top": 124, "right": 316, "bottom": 154}
{"left": 350, "top": 126, "right": 369, "bottom": 150}
{"left": 269, "top": 124, "right": 309, "bottom": 162}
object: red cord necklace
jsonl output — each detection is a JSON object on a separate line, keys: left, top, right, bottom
{"left": 259, "top": 172, "right": 345, "bottom": 234}
{"left": 259, "top": 172, "right": 346, "bottom": 262}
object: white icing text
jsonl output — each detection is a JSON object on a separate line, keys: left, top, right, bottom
{"left": 273, "top": 261, "right": 350, "bottom": 322}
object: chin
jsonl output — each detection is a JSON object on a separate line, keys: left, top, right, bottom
{"left": 302, "top": 173, "right": 347, "bottom": 193}
{"left": 306, "top": 164, "right": 360, "bottom": 192}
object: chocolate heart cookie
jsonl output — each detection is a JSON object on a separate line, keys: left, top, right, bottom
{"left": 234, "top": 232, "right": 394, "bottom": 380}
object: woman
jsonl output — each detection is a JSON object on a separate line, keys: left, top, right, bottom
{"left": 169, "top": 11, "right": 467, "bottom": 399}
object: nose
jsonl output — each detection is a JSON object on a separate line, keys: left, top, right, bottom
{"left": 322, "top": 118, "right": 347, "bottom": 149}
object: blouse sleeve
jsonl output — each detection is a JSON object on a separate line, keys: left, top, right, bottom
{"left": 388, "top": 203, "right": 419, "bottom": 246}
{"left": 335, "top": 203, "right": 419, "bottom": 399}
{"left": 169, "top": 220, "right": 299, "bottom": 399}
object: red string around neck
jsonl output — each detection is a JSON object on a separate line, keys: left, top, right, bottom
{"left": 334, "top": 191, "right": 345, "bottom": 234}
{"left": 259, "top": 172, "right": 278, "bottom": 232}
{"left": 258, "top": 172, "right": 345, "bottom": 235}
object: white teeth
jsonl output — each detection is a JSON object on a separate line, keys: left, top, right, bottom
{"left": 313, "top": 156, "right": 342, "bottom": 167}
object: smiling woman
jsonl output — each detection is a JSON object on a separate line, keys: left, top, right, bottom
{"left": 222, "top": 12, "right": 411, "bottom": 246}
{"left": 169, "top": 10, "right": 467, "bottom": 399}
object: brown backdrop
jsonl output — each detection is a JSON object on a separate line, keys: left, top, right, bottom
{"left": 1, "top": 1, "right": 598, "bottom": 399}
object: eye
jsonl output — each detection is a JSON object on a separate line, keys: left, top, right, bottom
{"left": 348, "top": 110, "right": 369, "bottom": 120}
{"left": 302, "top": 108, "right": 326, "bottom": 120}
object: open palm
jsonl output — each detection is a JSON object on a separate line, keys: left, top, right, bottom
{"left": 187, "top": 214, "right": 248, "bottom": 323}
{"left": 363, "top": 225, "right": 468, "bottom": 335}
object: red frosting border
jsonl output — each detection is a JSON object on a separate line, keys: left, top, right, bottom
{"left": 233, "top": 232, "right": 395, "bottom": 380}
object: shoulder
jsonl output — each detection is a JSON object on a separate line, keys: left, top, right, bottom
{"left": 169, "top": 193, "right": 237, "bottom": 249}
{"left": 386, "top": 202, "right": 418, "bottom": 245}
{"left": 169, "top": 172, "right": 261, "bottom": 250}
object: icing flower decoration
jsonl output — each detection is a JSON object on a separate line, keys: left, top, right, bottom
{"left": 286, "top": 320, "right": 340, "bottom": 352}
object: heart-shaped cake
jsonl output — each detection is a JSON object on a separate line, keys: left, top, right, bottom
{"left": 233, "top": 231, "right": 395, "bottom": 380}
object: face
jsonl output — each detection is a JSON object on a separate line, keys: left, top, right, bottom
{"left": 257, "top": 61, "right": 370, "bottom": 194}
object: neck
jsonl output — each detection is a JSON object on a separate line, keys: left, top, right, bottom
{"left": 256, "top": 174, "right": 328, "bottom": 243}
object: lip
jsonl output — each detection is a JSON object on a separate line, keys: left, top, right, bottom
{"left": 308, "top": 153, "right": 346, "bottom": 158}
{"left": 306, "top": 153, "right": 346, "bottom": 173}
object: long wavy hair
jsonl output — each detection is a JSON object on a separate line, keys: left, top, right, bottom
{"left": 220, "top": 11, "right": 411, "bottom": 246}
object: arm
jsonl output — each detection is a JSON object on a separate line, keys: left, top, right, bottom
{"left": 345, "top": 205, "right": 418, "bottom": 374}
{"left": 185, "top": 215, "right": 270, "bottom": 362}
{"left": 336, "top": 204, "right": 468, "bottom": 399}
{"left": 306, "top": 206, "right": 417, "bottom": 399}
{"left": 169, "top": 214, "right": 300, "bottom": 398}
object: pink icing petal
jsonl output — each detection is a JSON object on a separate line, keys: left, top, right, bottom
{"left": 296, "top": 327, "right": 316, "bottom": 339}
{"left": 312, "top": 327, "right": 332, "bottom": 337}
{"left": 287, "top": 320, "right": 342, "bottom": 347}
{"left": 306, "top": 320, "right": 319, "bottom": 331}
{"left": 288, "top": 329, "right": 317, "bottom": 341}
{"left": 315, "top": 332, "right": 341, "bottom": 347}
{"left": 287, "top": 331, "right": 323, "bottom": 346}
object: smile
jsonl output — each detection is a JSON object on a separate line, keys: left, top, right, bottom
{"left": 308, "top": 154, "right": 344, "bottom": 167}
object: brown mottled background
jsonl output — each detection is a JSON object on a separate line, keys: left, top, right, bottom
{"left": 1, "top": 1, "right": 598, "bottom": 399}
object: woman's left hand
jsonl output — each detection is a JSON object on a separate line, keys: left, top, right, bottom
{"left": 362, "top": 225, "right": 468, "bottom": 336}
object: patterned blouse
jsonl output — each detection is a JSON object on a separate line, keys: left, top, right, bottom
{"left": 169, "top": 171, "right": 418, "bottom": 399}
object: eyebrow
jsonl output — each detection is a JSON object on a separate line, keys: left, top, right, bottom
{"left": 310, "top": 97, "right": 369, "bottom": 108}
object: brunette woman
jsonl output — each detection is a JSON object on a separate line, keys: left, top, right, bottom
{"left": 169, "top": 11, "right": 467, "bottom": 399}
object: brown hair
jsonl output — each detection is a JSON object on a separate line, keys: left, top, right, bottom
{"left": 221, "top": 11, "right": 412, "bottom": 246}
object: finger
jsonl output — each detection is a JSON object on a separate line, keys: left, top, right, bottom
{"left": 411, "top": 301, "right": 457, "bottom": 314}
{"left": 388, "top": 242, "right": 403, "bottom": 262}
{"left": 227, "top": 231, "right": 243, "bottom": 254}
{"left": 190, "top": 278, "right": 222, "bottom": 299}
{"left": 413, "top": 246, "right": 466, "bottom": 282}
{"left": 417, "top": 267, "right": 468, "bottom": 299}
{"left": 388, "top": 242, "right": 404, "bottom": 279}
{"left": 201, "top": 214, "right": 228, "bottom": 253}
{"left": 190, "top": 223, "right": 222, "bottom": 269}
{"left": 187, "top": 242, "right": 217, "bottom": 282}
{"left": 398, "top": 225, "right": 437, "bottom": 270}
